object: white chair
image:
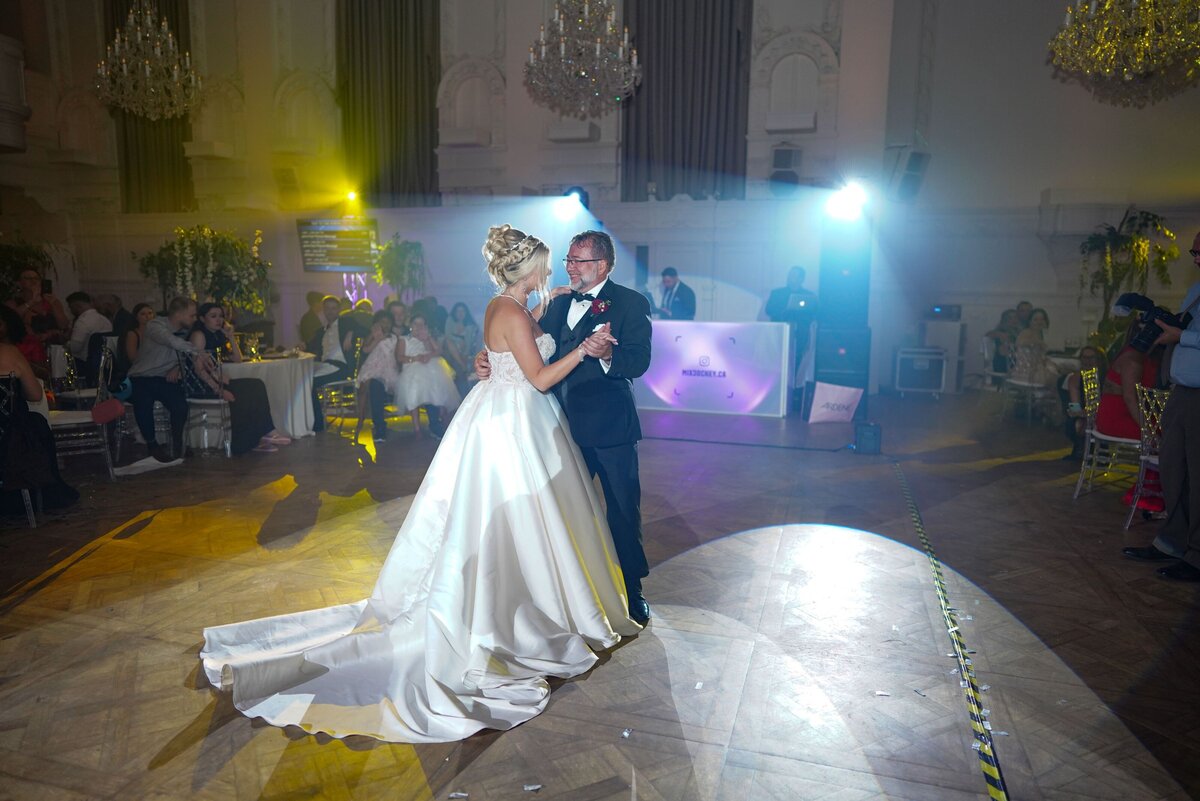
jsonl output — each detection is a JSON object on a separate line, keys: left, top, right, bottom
{"left": 1002, "top": 346, "right": 1057, "bottom": 424}
{"left": 1073, "top": 367, "right": 1140, "bottom": 499}
{"left": 318, "top": 340, "right": 362, "bottom": 432}
{"left": 180, "top": 351, "right": 231, "bottom": 457}
{"left": 980, "top": 336, "right": 1010, "bottom": 391}
{"left": 48, "top": 348, "right": 116, "bottom": 482}
{"left": 1125, "top": 384, "right": 1171, "bottom": 528}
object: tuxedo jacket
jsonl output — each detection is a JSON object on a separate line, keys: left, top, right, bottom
{"left": 541, "top": 280, "right": 652, "bottom": 449}
{"left": 662, "top": 281, "right": 696, "bottom": 320}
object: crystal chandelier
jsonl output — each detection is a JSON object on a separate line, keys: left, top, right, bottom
{"left": 523, "top": 0, "right": 643, "bottom": 120}
{"left": 1048, "top": 0, "right": 1200, "bottom": 107}
{"left": 95, "top": 0, "right": 202, "bottom": 121}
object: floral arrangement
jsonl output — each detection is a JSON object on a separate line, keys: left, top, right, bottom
{"left": 138, "top": 225, "right": 272, "bottom": 314}
{"left": 1078, "top": 207, "right": 1179, "bottom": 353}
{"left": 373, "top": 234, "right": 426, "bottom": 302}
{"left": 589, "top": 298, "right": 611, "bottom": 315}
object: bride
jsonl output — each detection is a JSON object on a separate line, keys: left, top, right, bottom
{"left": 200, "top": 224, "right": 642, "bottom": 743}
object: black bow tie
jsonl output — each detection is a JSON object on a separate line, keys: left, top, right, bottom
{"left": 569, "top": 291, "right": 594, "bottom": 303}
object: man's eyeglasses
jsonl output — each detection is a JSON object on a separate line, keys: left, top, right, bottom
{"left": 563, "top": 258, "right": 604, "bottom": 265}
{"left": 1190, "top": 249, "right": 1200, "bottom": 258}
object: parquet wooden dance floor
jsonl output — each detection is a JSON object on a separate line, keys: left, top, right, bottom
{"left": 1, "top": 396, "right": 1196, "bottom": 800}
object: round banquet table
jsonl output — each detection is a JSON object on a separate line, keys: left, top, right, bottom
{"left": 223, "top": 353, "right": 317, "bottom": 438}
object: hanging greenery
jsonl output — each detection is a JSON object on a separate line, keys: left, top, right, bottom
{"left": 373, "top": 234, "right": 426, "bottom": 301}
{"left": 1078, "top": 207, "right": 1179, "bottom": 353}
{"left": 137, "top": 225, "right": 272, "bottom": 314}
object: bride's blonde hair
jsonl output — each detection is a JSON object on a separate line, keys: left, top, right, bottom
{"left": 483, "top": 224, "right": 550, "bottom": 301}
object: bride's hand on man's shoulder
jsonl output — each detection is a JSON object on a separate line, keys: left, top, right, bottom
{"left": 548, "top": 286, "right": 573, "bottom": 300}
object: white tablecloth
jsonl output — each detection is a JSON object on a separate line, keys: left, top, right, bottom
{"left": 224, "top": 353, "right": 317, "bottom": 438}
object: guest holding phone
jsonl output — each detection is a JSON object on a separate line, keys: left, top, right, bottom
{"left": 7, "top": 268, "right": 68, "bottom": 345}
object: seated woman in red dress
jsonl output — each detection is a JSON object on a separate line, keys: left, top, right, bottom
{"left": 1095, "top": 320, "right": 1163, "bottom": 511}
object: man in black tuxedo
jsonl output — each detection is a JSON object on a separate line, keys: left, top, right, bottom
{"left": 539, "top": 230, "right": 654, "bottom": 623}
{"left": 656, "top": 267, "right": 696, "bottom": 320}
{"left": 306, "top": 295, "right": 364, "bottom": 432}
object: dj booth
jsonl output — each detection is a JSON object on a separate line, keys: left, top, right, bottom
{"left": 633, "top": 321, "right": 791, "bottom": 417}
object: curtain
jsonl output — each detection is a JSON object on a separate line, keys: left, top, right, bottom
{"left": 104, "top": 0, "right": 196, "bottom": 213}
{"left": 620, "top": 0, "right": 752, "bottom": 202}
{"left": 337, "top": 0, "right": 441, "bottom": 207}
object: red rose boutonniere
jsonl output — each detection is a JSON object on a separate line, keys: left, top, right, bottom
{"left": 590, "top": 298, "right": 611, "bottom": 315}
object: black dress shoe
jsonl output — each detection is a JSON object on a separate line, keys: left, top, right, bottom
{"left": 627, "top": 593, "right": 650, "bottom": 625}
{"left": 1157, "top": 561, "right": 1200, "bottom": 582}
{"left": 1122, "top": 546, "right": 1176, "bottom": 562}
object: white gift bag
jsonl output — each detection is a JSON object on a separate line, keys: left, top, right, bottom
{"left": 807, "top": 382, "right": 863, "bottom": 423}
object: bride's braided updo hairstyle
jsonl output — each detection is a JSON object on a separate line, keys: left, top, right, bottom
{"left": 482, "top": 224, "right": 550, "bottom": 299}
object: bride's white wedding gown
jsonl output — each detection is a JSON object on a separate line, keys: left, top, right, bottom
{"left": 200, "top": 334, "right": 640, "bottom": 742}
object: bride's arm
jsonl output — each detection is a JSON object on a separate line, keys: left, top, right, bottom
{"left": 496, "top": 306, "right": 610, "bottom": 392}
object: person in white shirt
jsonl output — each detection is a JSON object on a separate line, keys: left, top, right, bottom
{"left": 65, "top": 291, "right": 113, "bottom": 362}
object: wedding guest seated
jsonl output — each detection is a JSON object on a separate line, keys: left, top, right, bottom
{"left": 1008, "top": 307, "right": 1060, "bottom": 387}
{"left": 95, "top": 294, "right": 137, "bottom": 339}
{"left": 354, "top": 310, "right": 400, "bottom": 442}
{"left": 1096, "top": 319, "right": 1165, "bottom": 511}
{"left": 0, "top": 314, "right": 79, "bottom": 513}
{"left": 394, "top": 313, "right": 460, "bottom": 439}
{"left": 443, "top": 302, "right": 481, "bottom": 395}
{"left": 985, "top": 308, "right": 1021, "bottom": 378}
{"left": 0, "top": 304, "right": 46, "bottom": 380}
{"left": 116, "top": 303, "right": 156, "bottom": 384}
{"left": 1060, "top": 345, "right": 1105, "bottom": 459}
{"left": 65, "top": 292, "right": 113, "bottom": 384}
{"left": 188, "top": 303, "right": 291, "bottom": 454}
{"left": 306, "top": 295, "right": 360, "bottom": 432}
{"left": 298, "top": 291, "right": 325, "bottom": 345}
{"left": 128, "top": 297, "right": 213, "bottom": 462}
{"left": 7, "top": 266, "right": 68, "bottom": 346}
{"left": 1015, "top": 300, "right": 1034, "bottom": 328}
{"left": 387, "top": 300, "right": 411, "bottom": 336}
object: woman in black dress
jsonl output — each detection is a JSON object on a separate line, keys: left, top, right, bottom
{"left": 188, "top": 303, "right": 290, "bottom": 455}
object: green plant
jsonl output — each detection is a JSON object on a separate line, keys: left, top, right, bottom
{"left": 1079, "top": 207, "right": 1180, "bottom": 353}
{"left": 373, "top": 235, "right": 426, "bottom": 302}
{"left": 0, "top": 236, "right": 56, "bottom": 303}
{"left": 137, "top": 225, "right": 272, "bottom": 315}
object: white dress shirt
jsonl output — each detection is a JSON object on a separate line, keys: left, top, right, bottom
{"left": 67, "top": 307, "right": 113, "bottom": 359}
{"left": 567, "top": 277, "right": 612, "bottom": 372}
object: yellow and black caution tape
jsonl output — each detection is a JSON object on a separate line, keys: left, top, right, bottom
{"left": 893, "top": 463, "right": 1010, "bottom": 801}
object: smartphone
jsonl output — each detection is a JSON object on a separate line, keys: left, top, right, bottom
{"left": 41, "top": 278, "right": 52, "bottom": 295}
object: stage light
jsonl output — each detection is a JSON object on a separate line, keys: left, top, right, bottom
{"left": 346, "top": 191, "right": 357, "bottom": 201}
{"left": 825, "top": 182, "right": 868, "bottom": 222}
{"left": 554, "top": 191, "right": 584, "bottom": 221}
{"left": 563, "top": 185, "right": 589, "bottom": 210}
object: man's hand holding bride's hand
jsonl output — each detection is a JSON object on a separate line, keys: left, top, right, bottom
{"left": 581, "top": 323, "right": 617, "bottom": 361}
{"left": 474, "top": 349, "right": 491, "bottom": 380}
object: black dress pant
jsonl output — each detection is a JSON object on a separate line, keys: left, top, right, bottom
{"left": 227, "top": 378, "right": 275, "bottom": 454}
{"left": 579, "top": 441, "right": 648, "bottom": 590}
{"left": 311, "top": 361, "right": 351, "bottom": 431}
{"left": 1154, "top": 385, "right": 1200, "bottom": 568}
{"left": 130, "top": 376, "right": 187, "bottom": 453}
{"left": 367, "top": 379, "right": 389, "bottom": 434}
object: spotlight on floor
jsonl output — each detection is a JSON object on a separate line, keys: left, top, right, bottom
{"left": 825, "top": 181, "right": 868, "bottom": 222}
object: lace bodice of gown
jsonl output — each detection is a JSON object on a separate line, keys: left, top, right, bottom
{"left": 487, "top": 333, "right": 555, "bottom": 386}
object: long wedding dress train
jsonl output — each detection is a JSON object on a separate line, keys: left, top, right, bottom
{"left": 200, "top": 334, "right": 640, "bottom": 743}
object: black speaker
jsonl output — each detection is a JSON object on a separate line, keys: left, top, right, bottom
{"left": 817, "top": 220, "right": 871, "bottom": 327}
{"left": 815, "top": 326, "right": 871, "bottom": 387}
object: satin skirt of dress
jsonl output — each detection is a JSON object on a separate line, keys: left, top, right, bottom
{"left": 200, "top": 377, "right": 640, "bottom": 743}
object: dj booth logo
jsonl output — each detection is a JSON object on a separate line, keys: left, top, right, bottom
{"left": 820, "top": 401, "right": 853, "bottom": 413}
{"left": 681, "top": 355, "right": 726, "bottom": 378}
